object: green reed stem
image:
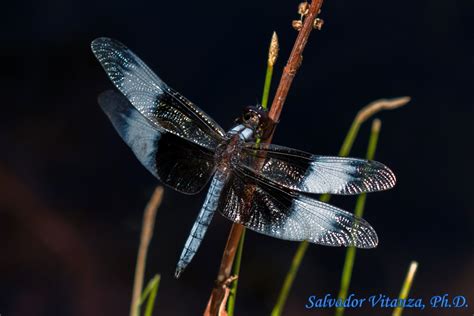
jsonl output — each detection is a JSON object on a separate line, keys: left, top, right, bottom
{"left": 138, "top": 274, "right": 161, "bottom": 316}
{"left": 227, "top": 229, "right": 246, "bottom": 316}
{"left": 271, "top": 95, "right": 410, "bottom": 316}
{"left": 392, "top": 261, "right": 419, "bottom": 316}
{"left": 335, "top": 119, "right": 381, "bottom": 316}
{"left": 262, "top": 31, "right": 278, "bottom": 110}
{"left": 227, "top": 32, "right": 279, "bottom": 316}
{"left": 338, "top": 120, "right": 361, "bottom": 157}
{"left": 262, "top": 66, "right": 274, "bottom": 110}
{"left": 271, "top": 240, "right": 310, "bottom": 316}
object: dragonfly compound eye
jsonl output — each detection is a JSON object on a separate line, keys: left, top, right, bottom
{"left": 242, "top": 112, "right": 253, "bottom": 122}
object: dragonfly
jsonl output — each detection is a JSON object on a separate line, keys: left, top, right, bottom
{"left": 91, "top": 37, "right": 396, "bottom": 278}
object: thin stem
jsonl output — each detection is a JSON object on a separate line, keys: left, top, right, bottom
{"left": 226, "top": 229, "right": 246, "bottom": 316}
{"left": 272, "top": 96, "right": 409, "bottom": 315}
{"left": 139, "top": 275, "right": 160, "bottom": 305}
{"left": 340, "top": 98, "right": 408, "bottom": 157}
{"left": 335, "top": 246, "right": 356, "bottom": 316}
{"left": 143, "top": 275, "right": 161, "bottom": 316}
{"left": 335, "top": 119, "right": 381, "bottom": 316}
{"left": 271, "top": 240, "right": 309, "bottom": 316}
{"left": 356, "top": 97, "right": 411, "bottom": 124}
{"left": 262, "top": 66, "right": 274, "bottom": 109}
{"left": 130, "top": 187, "right": 164, "bottom": 316}
{"left": 338, "top": 120, "right": 361, "bottom": 157}
{"left": 227, "top": 31, "right": 280, "bottom": 316}
{"left": 206, "top": 2, "right": 324, "bottom": 314}
{"left": 268, "top": 0, "right": 325, "bottom": 123}
{"left": 392, "top": 261, "right": 419, "bottom": 316}
{"left": 217, "top": 224, "right": 245, "bottom": 285}
{"left": 365, "top": 119, "right": 381, "bottom": 161}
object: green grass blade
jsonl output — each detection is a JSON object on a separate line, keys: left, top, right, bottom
{"left": 365, "top": 119, "right": 380, "bottom": 162}
{"left": 335, "top": 119, "right": 381, "bottom": 316}
{"left": 139, "top": 274, "right": 161, "bottom": 316}
{"left": 227, "top": 229, "right": 246, "bottom": 316}
{"left": 335, "top": 246, "right": 357, "bottom": 316}
{"left": 338, "top": 120, "right": 361, "bottom": 157}
{"left": 271, "top": 240, "right": 309, "bottom": 316}
{"left": 262, "top": 66, "right": 274, "bottom": 109}
{"left": 392, "top": 261, "right": 419, "bottom": 316}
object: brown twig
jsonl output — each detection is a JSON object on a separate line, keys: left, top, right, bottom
{"left": 205, "top": 223, "right": 245, "bottom": 315}
{"left": 268, "top": 0, "right": 324, "bottom": 123}
{"left": 130, "top": 186, "right": 164, "bottom": 316}
{"left": 205, "top": 1, "right": 324, "bottom": 315}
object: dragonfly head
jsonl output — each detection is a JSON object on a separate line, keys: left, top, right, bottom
{"left": 239, "top": 106, "right": 276, "bottom": 139}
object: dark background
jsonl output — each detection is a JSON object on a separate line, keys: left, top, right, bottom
{"left": 1, "top": 0, "right": 473, "bottom": 315}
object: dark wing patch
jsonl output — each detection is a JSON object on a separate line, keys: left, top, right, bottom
{"left": 218, "top": 167, "right": 378, "bottom": 248}
{"left": 239, "top": 143, "right": 396, "bottom": 195}
{"left": 99, "top": 90, "right": 215, "bottom": 194}
{"left": 91, "top": 37, "right": 225, "bottom": 150}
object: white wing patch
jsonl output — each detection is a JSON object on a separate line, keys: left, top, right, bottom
{"left": 301, "top": 156, "right": 396, "bottom": 195}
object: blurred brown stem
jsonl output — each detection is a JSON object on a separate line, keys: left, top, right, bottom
{"left": 204, "top": 1, "right": 324, "bottom": 315}
{"left": 130, "top": 186, "right": 164, "bottom": 316}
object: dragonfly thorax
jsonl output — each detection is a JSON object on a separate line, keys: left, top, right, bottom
{"left": 215, "top": 136, "right": 243, "bottom": 174}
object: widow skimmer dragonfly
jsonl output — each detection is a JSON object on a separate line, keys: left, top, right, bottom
{"left": 91, "top": 37, "right": 396, "bottom": 278}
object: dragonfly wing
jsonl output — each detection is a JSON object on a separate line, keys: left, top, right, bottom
{"left": 217, "top": 167, "right": 378, "bottom": 248}
{"left": 91, "top": 37, "right": 225, "bottom": 150}
{"left": 99, "top": 90, "right": 215, "bottom": 194}
{"left": 239, "top": 143, "right": 396, "bottom": 195}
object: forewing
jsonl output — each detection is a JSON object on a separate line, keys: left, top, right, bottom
{"left": 91, "top": 37, "right": 225, "bottom": 150}
{"left": 239, "top": 143, "right": 396, "bottom": 195}
{"left": 218, "top": 167, "right": 378, "bottom": 248}
{"left": 99, "top": 90, "right": 215, "bottom": 194}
